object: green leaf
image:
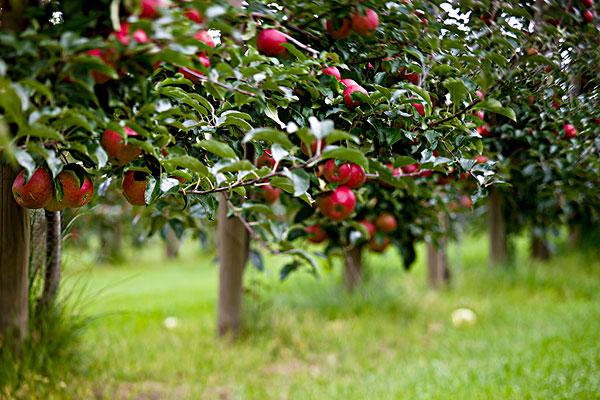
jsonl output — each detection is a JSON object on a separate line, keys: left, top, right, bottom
{"left": 163, "top": 155, "right": 209, "bottom": 176}
{"left": 325, "top": 129, "right": 360, "bottom": 144}
{"left": 14, "top": 148, "right": 35, "bottom": 177}
{"left": 475, "top": 99, "right": 517, "bottom": 121}
{"left": 243, "top": 128, "right": 294, "bottom": 149}
{"left": 264, "top": 104, "right": 286, "bottom": 129}
{"left": 197, "top": 139, "right": 237, "bottom": 159}
{"left": 283, "top": 168, "right": 310, "bottom": 197}
{"left": 443, "top": 78, "right": 469, "bottom": 105}
{"left": 321, "top": 147, "right": 368, "bottom": 167}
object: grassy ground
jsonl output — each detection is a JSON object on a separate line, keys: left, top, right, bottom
{"left": 24, "top": 235, "right": 600, "bottom": 399}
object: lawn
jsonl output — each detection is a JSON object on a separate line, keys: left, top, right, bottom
{"left": 43, "top": 235, "right": 600, "bottom": 399}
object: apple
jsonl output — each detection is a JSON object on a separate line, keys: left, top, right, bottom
{"left": 86, "top": 49, "right": 114, "bottom": 84}
{"left": 101, "top": 127, "right": 142, "bottom": 166}
{"left": 343, "top": 84, "right": 368, "bottom": 108}
{"left": 388, "top": 163, "right": 402, "bottom": 178}
{"left": 179, "top": 54, "right": 211, "bottom": 83}
{"left": 405, "top": 72, "right": 420, "bottom": 85}
{"left": 412, "top": 103, "right": 425, "bottom": 116}
{"left": 402, "top": 163, "right": 419, "bottom": 174}
{"left": 75, "top": 174, "right": 95, "bottom": 207}
{"left": 476, "top": 90, "right": 485, "bottom": 100}
{"left": 477, "top": 124, "right": 491, "bottom": 137}
{"left": 418, "top": 169, "right": 432, "bottom": 177}
{"left": 563, "top": 123, "right": 577, "bottom": 139}
{"left": 346, "top": 164, "right": 366, "bottom": 188}
{"left": 140, "top": 0, "right": 164, "bottom": 19}
{"left": 323, "top": 159, "right": 352, "bottom": 184}
{"left": 114, "top": 22, "right": 131, "bottom": 46}
{"left": 184, "top": 8, "right": 203, "bottom": 23}
{"left": 45, "top": 170, "right": 87, "bottom": 211}
{"left": 194, "top": 30, "right": 216, "bottom": 48}
{"left": 583, "top": 0, "right": 593, "bottom": 7}
{"left": 340, "top": 78, "right": 359, "bottom": 87}
{"left": 12, "top": 168, "right": 53, "bottom": 209}
{"left": 593, "top": 118, "right": 600, "bottom": 124}
{"left": 376, "top": 212, "right": 397, "bottom": 232}
{"left": 351, "top": 8, "right": 379, "bottom": 35}
{"left": 479, "top": 14, "right": 493, "bottom": 25}
{"left": 474, "top": 111, "right": 485, "bottom": 120}
{"left": 301, "top": 139, "right": 324, "bottom": 156}
{"left": 256, "top": 29, "right": 288, "bottom": 56}
{"left": 122, "top": 170, "right": 148, "bottom": 206}
{"left": 459, "top": 195, "right": 473, "bottom": 209}
{"left": 326, "top": 18, "right": 352, "bottom": 39}
{"left": 360, "top": 220, "right": 376, "bottom": 239}
{"left": 261, "top": 184, "right": 281, "bottom": 204}
{"left": 133, "top": 29, "right": 149, "bottom": 44}
{"left": 306, "top": 224, "right": 327, "bottom": 243}
{"left": 369, "top": 236, "right": 390, "bottom": 253}
{"left": 323, "top": 66, "right": 341, "bottom": 81}
{"left": 475, "top": 155, "right": 488, "bottom": 164}
{"left": 583, "top": 9, "right": 594, "bottom": 22}
{"left": 318, "top": 186, "right": 356, "bottom": 221}
{"left": 256, "top": 149, "right": 276, "bottom": 169}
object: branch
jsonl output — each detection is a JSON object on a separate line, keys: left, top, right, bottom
{"left": 180, "top": 68, "right": 256, "bottom": 97}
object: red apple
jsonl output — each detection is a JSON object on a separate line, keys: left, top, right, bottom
{"left": 474, "top": 111, "right": 485, "bottom": 120}
{"left": 402, "top": 163, "right": 419, "bottom": 174}
{"left": 387, "top": 163, "right": 402, "bottom": 178}
{"left": 122, "top": 170, "right": 148, "bottom": 206}
{"left": 360, "top": 220, "right": 376, "bottom": 239}
{"left": 76, "top": 174, "right": 95, "bottom": 207}
{"left": 343, "top": 84, "right": 368, "bottom": 108}
{"left": 133, "top": 29, "right": 149, "bottom": 44}
{"left": 261, "top": 184, "right": 281, "bottom": 204}
{"left": 318, "top": 186, "right": 356, "bottom": 221}
{"left": 376, "top": 212, "right": 397, "bottom": 233}
{"left": 140, "top": 0, "right": 163, "bottom": 19}
{"left": 306, "top": 224, "right": 327, "bottom": 243}
{"left": 101, "top": 127, "right": 142, "bottom": 166}
{"left": 475, "top": 155, "right": 488, "bottom": 164}
{"left": 184, "top": 8, "right": 203, "bottom": 23}
{"left": 114, "top": 22, "right": 131, "bottom": 46}
{"left": 326, "top": 18, "right": 352, "bottom": 39}
{"left": 477, "top": 124, "right": 491, "bottom": 137}
{"left": 301, "top": 139, "right": 324, "bottom": 156}
{"left": 351, "top": 8, "right": 379, "bottom": 35}
{"left": 369, "top": 236, "right": 390, "bottom": 253}
{"left": 412, "top": 103, "right": 425, "bottom": 116}
{"left": 323, "top": 159, "right": 352, "bottom": 184}
{"left": 44, "top": 170, "right": 85, "bottom": 211}
{"left": 12, "top": 168, "right": 53, "bottom": 209}
{"left": 405, "top": 73, "right": 420, "bottom": 85}
{"left": 323, "top": 66, "right": 341, "bottom": 81}
{"left": 194, "top": 30, "right": 215, "bottom": 48}
{"left": 256, "top": 149, "right": 276, "bottom": 169}
{"left": 563, "top": 123, "right": 577, "bottom": 139}
{"left": 583, "top": 9, "right": 594, "bottom": 22}
{"left": 179, "top": 54, "right": 211, "bottom": 83}
{"left": 583, "top": 0, "right": 593, "bottom": 7}
{"left": 256, "top": 29, "right": 287, "bottom": 56}
{"left": 340, "top": 78, "right": 359, "bottom": 87}
{"left": 476, "top": 90, "right": 485, "bottom": 100}
{"left": 86, "top": 49, "right": 114, "bottom": 84}
{"left": 346, "top": 164, "right": 366, "bottom": 188}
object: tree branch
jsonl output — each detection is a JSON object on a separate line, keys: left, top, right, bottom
{"left": 180, "top": 68, "right": 256, "bottom": 97}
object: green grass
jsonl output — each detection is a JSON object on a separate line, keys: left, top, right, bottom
{"left": 21, "top": 235, "right": 600, "bottom": 399}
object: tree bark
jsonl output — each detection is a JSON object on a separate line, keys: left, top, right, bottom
{"left": 427, "top": 241, "right": 450, "bottom": 288}
{"left": 343, "top": 246, "right": 363, "bottom": 291}
{"left": 217, "top": 194, "right": 249, "bottom": 338}
{"left": 488, "top": 188, "right": 508, "bottom": 267}
{"left": 0, "top": 162, "right": 30, "bottom": 341}
{"left": 38, "top": 210, "right": 61, "bottom": 307}
{"left": 98, "top": 220, "right": 123, "bottom": 264}
{"left": 531, "top": 235, "right": 550, "bottom": 261}
{"left": 164, "top": 225, "right": 180, "bottom": 259}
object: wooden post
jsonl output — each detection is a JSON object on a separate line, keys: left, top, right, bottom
{"left": 343, "top": 246, "right": 363, "bottom": 291}
{"left": 217, "top": 194, "right": 249, "bottom": 337}
{"left": 488, "top": 188, "right": 508, "bottom": 267}
{"left": 531, "top": 235, "right": 550, "bottom": 261}
{"left": 0, "top": 162, "right": 30, "bottom": 341}
{"left": 38, "top": 210, "right": 61, "bottom": 307}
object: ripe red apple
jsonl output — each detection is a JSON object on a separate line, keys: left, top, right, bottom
{"left": 360, "top": 220, "right": 376, "bottom": 239}
{"left": 405, "top": 73, "right": 420, "bottom": 85}
{"left": 12, "top": 168, "right": 53, "bottom": 209}
{"left": 343, "top": 84, "right": 368, "bottom": 108}
{"left": 340, "top": 78, "right": 359, "bottom": 87}
{"left": 376, "top": 212, "right": 397, "bottom": 232}
{"left": 301, "top": 139, "right": 324, "bottom": 156}
{"left": 114, "top": 22, "right": 131, "bottom": 46}
{"left": 326, "top": 18, "right": 352, "bottom": 39}
{"left": 101, "top": 127, "right": 142, "bottom": 166}
{"left": 194, "top": 30, "right": 216, "bottom": 48}
{"left": 475, "top": 155, "right": 488, "bottom": 164}
{"left": 369, "top": 236, "right": 390, "bottom": 253}
{"left": 133, "top": 29, "right": 149, "bottom": 44}
{"left": 122, "top": 170, "right": 148, "bottom": 206}
{"left": 140, "top": 0, "right": 163, "bottom": 19}
{"left": 583, "top": 0, "right": 593, "bottom": 7}
{"left": 179, "top": 54, "right": 211, "bottom": 83}
{"left": 593, "top": 118, "right": 600, "bottom": 124}
{"left": 412, "top": 103, "right": 425, "bottom": 117}
{"left": 75, "top": 174, "right": 95, "bottom": 207}
{"left": 323, "top": 159, "right": 352, "bottom": 184}
{"left": 402, "top": 163, "right": 419, "bottom": 174}
{"left": 418, "top": 169, "right": 432, "bottom": 177}
{"left": 477, "top": 124, "right": 491, "bottom": 137}
{"left": 86, "top": 49, "right": 113, "bottom": 84}
{"left": 583, "top": 9, "right": 594, "bottom": 22}
{"left": 261, "top": 184, "right": 281, "bottom": 204}
{"left": 318, "top": 186, "right": 356, "bottom": 221}
{"left": 351, "top": 8, "right": 379, "bottom": 35}
{"left": 256, "top": 149, "right": 276, "bottom": 169}
{"left": 323, "top": 66, "right": 341, "bottom": 81}
{"left": 306, "top": 224, "right": 327, "bottom": 243}
{"left": 474, "top": 111, "right": 485, "bottom": 120}
{"left": 476, "top": 90, "right": 485, "bottom": 100}
{"left": 346, "top": 164, "right": 366, "bottom": 188}
{"left": 45, "top": 170, "right": 85, "bottom": 211}
{"left": 387, "top": 163, "right": 402, "bottom": 178}
{"left": 256, "top": 29, "right": 288, "bottom": 56}
{"left": 479, "top": 14, "right": 493, "bottom": 25}
{"left": 184, "top": 8, "right": 203, "bottom": 23}
{"left": 563, "top": 123, "right": 577, "bottom": 139}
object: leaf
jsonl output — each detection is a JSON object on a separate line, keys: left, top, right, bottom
{"left": 321, "top": 147, "right": 368, "bottom": 167}
{"left": 443, "top": 78, "right": 469, "bottom": 105}
{"left": 264, "top": 104, "right": 286, "bottom": 129}
{"left": 242, "top": 128, "right": 294, "bottom": 149}
{"left": 325, "top": 129, "right": 360, "bottom": 144}
{"left": 163, "top": 155, "right": 209, "bottom": 176}
{"left": 18, "top": 123, "right": 63, "bottom": 141}
{"left": 14, "top": 148, "right": 35, "bottom": 177}
{"left": 475, "top": 99, "right": 517, "bottom": 121}
{"left": 218, "top": 160, "right": 254, "bottom": 173}
{"left": 197, "top": 139, "right": 237, "bottom": 159}
{"left": 283, "top": 168, "right": 310, "bottom": 197}
{"left": 280, "top": 261, "right": 300, "bottom": 281}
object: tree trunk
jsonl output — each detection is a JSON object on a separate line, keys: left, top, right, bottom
{"left": 38, "top": 210, "right": 61, "bottom": 307}
{"left": 217, "top": 194, "right": 249, "bottom": 338}
{"left": 531, "top": 235, "right": 550, "bottom": 261}
{"left": 343, "top": 246, "right": 363, "bottom": 291}
{"left": 568, "top": 224, "right": 581, "bottom": 248}
{"left": 0, "top": 162, "right": 30, "bottom": 341}
{"left": 98, "top": 220, "right": 123, "bottom": 264}
{"left": 488, "top": 188, "right": 508, "bottom": 267}
{"left": 427, "top": 241, "right": 450, "bottom": 288}
{"left": 164, "top": 225, "right": 180, "bottom": 259}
